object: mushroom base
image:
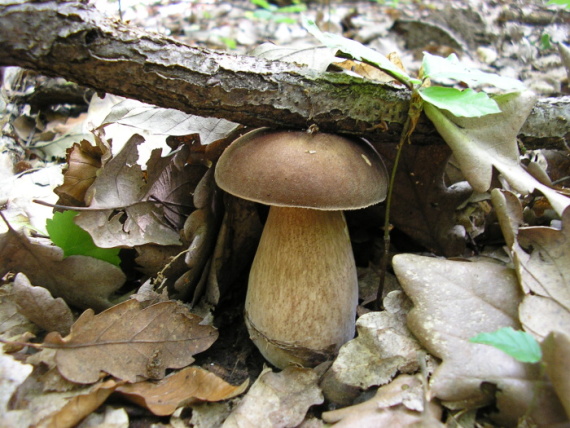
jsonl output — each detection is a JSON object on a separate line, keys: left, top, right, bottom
{"left": 245, "top": 206, "right": 358, "bottom": 369}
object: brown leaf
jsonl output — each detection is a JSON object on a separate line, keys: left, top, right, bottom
{"left": 322, "top": 375, "right": 443, "bottom": 428}
{"left": 37, "top": 379, "right": 121, "bottom": 428}
{"left": 116, "top": 366, "right": 248, "bottom": 416}
{"left": 13, "top": 273, "right": 74, "bottom": 336}
{"left": 44, "top": 299, "right": 218, "bottom": 384}
{"left": 375, "top": 143, "right": 471, "bottom": 256}
{"left": 54, "top": 139, "right": 102, "bottom": 207}
{"left": 222, "top": 367, "right": 323, "bottom": 428}
{"left": 0, "top": 225, "right": 125, "bottom": 311}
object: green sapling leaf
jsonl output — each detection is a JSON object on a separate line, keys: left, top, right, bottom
{"left": 422, "top": 52, "right": 525, "bottom": 92}
{"left": 46, "top": 210, "right": 121, "bottom": 266}
{"left": 302, "top": 16, "right": 419, "bottom": 87}
{"left": 470, "top": 327, "right": 542, "bottom": 363}
{"left": 418, "top": 87, "right": 501, "bottom": 117}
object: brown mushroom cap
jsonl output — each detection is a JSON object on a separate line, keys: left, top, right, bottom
{"left": 215, "top": 128, "right": 388, "bottom": 210}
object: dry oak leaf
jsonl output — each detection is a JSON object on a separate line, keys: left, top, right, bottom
{"left": 44, "top": 299, "right": 218, "bottom": 384}
{"left": 36, "top": 379, "right": 122, "bottom": 428}
{"left": 116, "top": 366, "right": 248, "bottom": 416}
{"left": 0, "top": 224, "right": 125, "bottom": 311}
{"left": 393, "top": 254, "right": 567, "bottom": 426}
{"left": 13, "top": 273, "right": 74, "bottom": 336}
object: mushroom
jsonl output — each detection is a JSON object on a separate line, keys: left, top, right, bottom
{"left": 214, "top": 128, "right": 388, "bottom": 368}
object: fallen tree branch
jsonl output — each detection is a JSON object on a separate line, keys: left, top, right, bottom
{"left": 0, "top": 1, "right": 568, "bottom": 148}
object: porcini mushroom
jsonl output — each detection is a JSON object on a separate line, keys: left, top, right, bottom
{"left": 214, "top": 128, "right": 388, "bottom": 368}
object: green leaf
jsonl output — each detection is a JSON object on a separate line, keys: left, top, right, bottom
{"left": 250, "top": 0, "right": 275, "bottom": 11}
{"left": 419, "top": 87, "right": 501, "bottom": 117}
{"left": 422, "top": 52, "right": 525, "bottom": 92}
{"left": 470, "top": 327, "right": 542, "bottom": 363}
{"left": 46, "top": 211, "right": 121, "bottom": 266}
{"left": 547, "top": 0, "right": 570, "bottom": 8}
{"left": 302, "top": 16, "right": 418, "bottom": 87}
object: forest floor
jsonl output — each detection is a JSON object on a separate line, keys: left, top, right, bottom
{"left": 1, "top": 0, "right": 569, "bottom": 427}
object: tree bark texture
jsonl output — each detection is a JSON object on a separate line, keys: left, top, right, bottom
{"left": 0, "top": 1, "right": 568, "bottom": 149}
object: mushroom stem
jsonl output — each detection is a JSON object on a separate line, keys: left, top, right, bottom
{"left": 245, "top": 206, "right": 358, "bottom": 368}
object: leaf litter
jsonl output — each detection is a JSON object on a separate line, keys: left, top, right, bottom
{"left": 1, "top": 0, "right": 570, "bottom": 426}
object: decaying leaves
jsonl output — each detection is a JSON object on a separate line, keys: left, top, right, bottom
{"left": 392, "top": 254, "right": 566, "bottom": 426}
{"left": 116, "top": 366, "right": 248, "bottom": 416}
{"left": 222, "top": 367, "right": 323, "bottom": 428}
{"left": 43, "top": 299, "right": 218, "bottom": 384}
{"left": 492, "top": 189, "right": 570, "bottom": 340}
{"left": 75, "top": 135, "right": 207, "bottom": 248}
{"left": 0, "top": 223, "right": 125, "bottom": 310}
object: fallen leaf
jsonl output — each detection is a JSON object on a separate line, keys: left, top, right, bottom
{"left": 393, "top": 254, "right": 566, "bottom": 426}
{"left": 75, "top": 135, "right": 207, "bottom": 247}
{"left": 516, "top": 207, "right": 570, "bottom": 310}
{"left": 542, "top": 331, "right": 570, "bottom": 418}
{"left": 0, "top": 284, "right": 37, "bottom": 339}
{"left": 375, "top": 143, "right": 471, "bottom": 256}
{"left": 116, "top": 366, "right": 248, "bottom": 416}
{"left": 0, "top": 348, "right": 33, "bottom": 427}
{"left": 44, "top": 299, "right": 218, "bottom": 384}
{"left": 37, "top": 379, "right": 122, "bottom": 428}
{"left": 0, "top": 159, "right": 63, "bottom": 235}
{"left": 13, "top": 273, "right": 74, "bottom": 336}
{"left": 492, "top": 189, "right": 570, "bottom": 340}
{"left": 0, "top": 224, "right": 125, "bottom": 310}
{"left": 329, "top": 291, "right": 423, "bottom": 389}
{"left": 322, "top": 374, "right": 443, "bottom": 428}
{"left": 101, "top": 99, "right": 239, "bottom": 145}
{"left": 222, "top": 367, "right": 323, "bottom": 428}
{"left": 424, "top": 91, "right": 570, "bottom": 215}
{"left": 174, "top": 169, "right": 222, "bottom": 301}
{"left": 54, "top": 140, "right": 102, "bottom": 207}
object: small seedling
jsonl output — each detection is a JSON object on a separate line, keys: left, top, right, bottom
{"left": 46, "top": 210, "right": 121, "bottom": 266}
